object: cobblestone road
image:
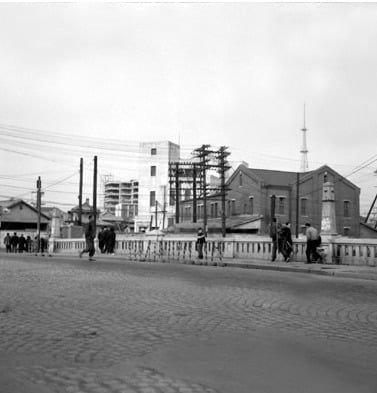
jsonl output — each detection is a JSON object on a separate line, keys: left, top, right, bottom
{"left": 1, "top": 254, "right": 377, "bottom": 393}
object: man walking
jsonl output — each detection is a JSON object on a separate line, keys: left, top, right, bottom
{"left": 305, "top": 222, "right": 322, "bottom": 263}
{"left": 3, "top": 233, "right": 11, "bottom": 253}
{"left": 11, "top": 232, "right": 19, "bottom": 253}
{"left": 270, "top": 218, "right": 281, "bottom": 262}
{"left": 196, "top": 227, "right": 206, "bottom": 259}
{"left": 79, "top": 215, "right": 96, "bottom": 261}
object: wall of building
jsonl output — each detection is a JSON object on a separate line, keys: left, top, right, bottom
{"left": 178, "top": 165, "right": 361, "bottom": 237}
{"left": 135, "top": 141, "right": 180, "bottom": 232}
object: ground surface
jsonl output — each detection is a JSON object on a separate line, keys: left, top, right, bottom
{"left": 1, "top": 254, "right": 377, "bottom": 393}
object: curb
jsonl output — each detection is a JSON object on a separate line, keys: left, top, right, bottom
{"left": 9, "top": 252, "right": 376, "bottom": 282}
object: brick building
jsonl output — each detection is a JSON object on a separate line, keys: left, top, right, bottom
{"left": 179, "top": 164, "right": 360, "bottom": 237}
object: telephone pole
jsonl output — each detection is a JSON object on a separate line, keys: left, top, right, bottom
{"left": 193, "top": 145, "right": 214, "bottom": 235}
{"left": 192, "top": 164, "right": 197, "bottom": 223}
{"left": 36, "top": 176, "right": 42, "bottom": 252}
{"left": 93, "top": 156, "right": 97, "bottom": 233}
{"left": 78, "top": 157, "right": 83, "bottom": 225}
{"left": 217, "top": 146, "right": 231, "bottom": 237}
{"left": 175, "top": 162, "right": 180, "bottom": 223}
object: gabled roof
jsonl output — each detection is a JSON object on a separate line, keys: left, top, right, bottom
{"left": 227, "top": 164, "right": 359, "bottom": 191}
{"left": 0, "top": 199, "right": 50, "bottom": 220}
{"left": 226, "top": 164, "right": 306, "bottom": 188}
{"left": 299, "top": 164, "right": 360, "bottom": 190}
{"left": 246, "top": 168, "right": 303, "bottom": 187}
{"left": 41, "top": 206, "right": 66, "bottom": 218}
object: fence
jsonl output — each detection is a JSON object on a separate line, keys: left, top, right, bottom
{"left": 50, "top": 235, "right": 377, "bottom": 267}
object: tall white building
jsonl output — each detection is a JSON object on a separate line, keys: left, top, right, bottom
{"left": 134, "top": 141, "right": 180, "bottom": 232}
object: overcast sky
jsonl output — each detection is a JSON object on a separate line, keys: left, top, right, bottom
{"left": 0, "top": 2, "right": 376, "bottom": 214}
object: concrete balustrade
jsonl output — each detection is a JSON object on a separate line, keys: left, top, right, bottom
{"left": 50, "top": 235, "right": 377, "bottom": 266}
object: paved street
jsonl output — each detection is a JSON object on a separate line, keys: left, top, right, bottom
{"left": 1, "top": 254, "right": 377, "bottom": 393}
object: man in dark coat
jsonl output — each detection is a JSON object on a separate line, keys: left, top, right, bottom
{"left": 11, "top": 232, "right": 19, "bottom": 253}
{"left": 280, "top": 223, "right": 293, "bottom": 262}
{"left": 3, "top": 233, "right": 11, "bottom": 253}
{"left": 196, "top": 227, "right": 206, "bottom": 259}
{"left": 98, "top": 227, "right": 106, "bottom": 253}
{"left": 270, "top": 218, "right": 281, "bottom": 262}
{"left": 79, "top": 215, "right": 96, "bottom": 261}
{"left": 18, "top": 234, "right": 26, "bottom": 253}
{"left": 106, "top": 227, "right": 116, "bottom": 255}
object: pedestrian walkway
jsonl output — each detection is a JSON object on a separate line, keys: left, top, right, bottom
{"left": 44, "top": 251, "right": 377, "bottom": 282}
{"left": 218, "top": 258, "right": 377, "bottom": 281}
{"left": 3, "top": 249, "right": 376, "bottom": 281}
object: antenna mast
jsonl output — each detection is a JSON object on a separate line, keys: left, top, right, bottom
{"left": 300, "top": 103, "right": 309, "bottom": 172}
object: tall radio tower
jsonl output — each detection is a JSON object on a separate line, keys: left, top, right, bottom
{"left": 300, "top": 103, "right": 309, "bottom": 172}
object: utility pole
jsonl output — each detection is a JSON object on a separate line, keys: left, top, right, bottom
{"left": 93, "top": 156, "right": 97, "bottom": 233}
{"left": 155, "top": 200, "right": 158, "bottom": 229}
{"left": 36, "top": 176, "right": 42, "bottom": 252}
{"left": 193, "top": 145, "right": 213, "bottom": 235}
{"left": 217, "top": 146, "right": 231, "bottom": 237}
{"left": 192, "top": 164, "right": 197, "bottom": 223}
{"left": 295, "top": 172, "right": 300, "bottom": 238}
{"left": 78, "top": 157, "right": 83, "bottom": 226}
{"left": 365, "top": 193, "right": 377, "bottom": 224}
{"left": 162, "top": 186, "right": 167, "bottom": 229}
{"left": 175, "top": 162, "right": 180, "bottom": 223}
{"left": 270, "top": 194, "right": 276, "bottom": 220}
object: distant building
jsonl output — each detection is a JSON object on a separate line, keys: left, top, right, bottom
{"left": 68, "top": 198, "right": 99, "bottom": 224}
{"left": 0, "top": 199, "right": 50, "bottom": 232}
{"left": 134, "top": 141, "right": 180, "bottom": 232}
{"left": 180, "top": 164, "right": 361, "bottom": 236}
{"left": 103, "top": 180, "right": 138, "bottom": 217}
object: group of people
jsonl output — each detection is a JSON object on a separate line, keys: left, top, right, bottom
{"left": 270, "top": 219, "right": 322, "bottom": 263}
{"left": 3, "top": 232, "right": 48, "bottom": 254}
{"left": 270, "top": 219, "right": 293, "bottom": 262}
{"left": 98, "top": 226, "right": 116, "bottom": 255}
{"left": 79, "top": 215, "right": 117, "bottom": 261}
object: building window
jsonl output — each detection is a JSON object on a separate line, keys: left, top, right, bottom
{"left": 184, "top": 188, "right": 191, "bottom": 200}
{"left": 150, "top": 191, "right": 156, "bottom": 207}
{"left": 184, "top": 206, "right": 191, "bottom": 221}
{"left": 343, "top": 227, "right": 350, "bottom": 236}
{"left": 278, "top": 197, "right": 285, "bottom": 215}
{"left": 300, "top": 198, "right": 308, "bottom": 216}
{"left": 239, "top": 173, "right": 243, "bottom": 186}
{"left": 227, "top": 200, "right": 231, "bottom": 217}
{"left": 211, "top": 203, "right": 218, "bottom": 218}
{"left": 151, "top": 148, "right": 157, "bottom": 155}
{"left": 249, "top": 197, "right": 254, "bottom": 215}
{"left": 150, "top": 166, "right": 156, "bottom": 176}
{"left": 344, "top": 200, "right": 350, "bottom": 217}
{"left": 198, "top": 204, "right": 203, "bottom": 219}
{"left": 231, "top": 199, "right": 236, "bottom": 215}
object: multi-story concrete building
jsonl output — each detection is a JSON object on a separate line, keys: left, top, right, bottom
{"left": 134, "top": 141, "right": 180, "bottom": 232}
{"left": 103, "top": 180, "right": 138, "bottom": 218}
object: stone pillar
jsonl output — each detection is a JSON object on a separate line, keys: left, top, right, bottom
{"left": 48, "top": 208, "right": 61, "bottom": 254}
{"left": 50, "top": 208, "right": 61, "bottom": 238}
{"left": 320, "top": 173, "right": 340, "bottom": 263}
{"left": 321, "top": 175, "right": 337, "bottom": 235}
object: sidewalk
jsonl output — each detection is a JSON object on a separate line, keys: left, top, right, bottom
{"left": 69, "top": 252, "right": 377, "bottom": 282}
{"left": 216, "top": 257, "right": 377, "bottom": 281}
{"left": 3, "top": 250, "right": 377, "bottom": 282}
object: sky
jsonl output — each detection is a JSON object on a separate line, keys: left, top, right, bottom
{"left": 0, "top": 2, "right": 376, "bottom": 215}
